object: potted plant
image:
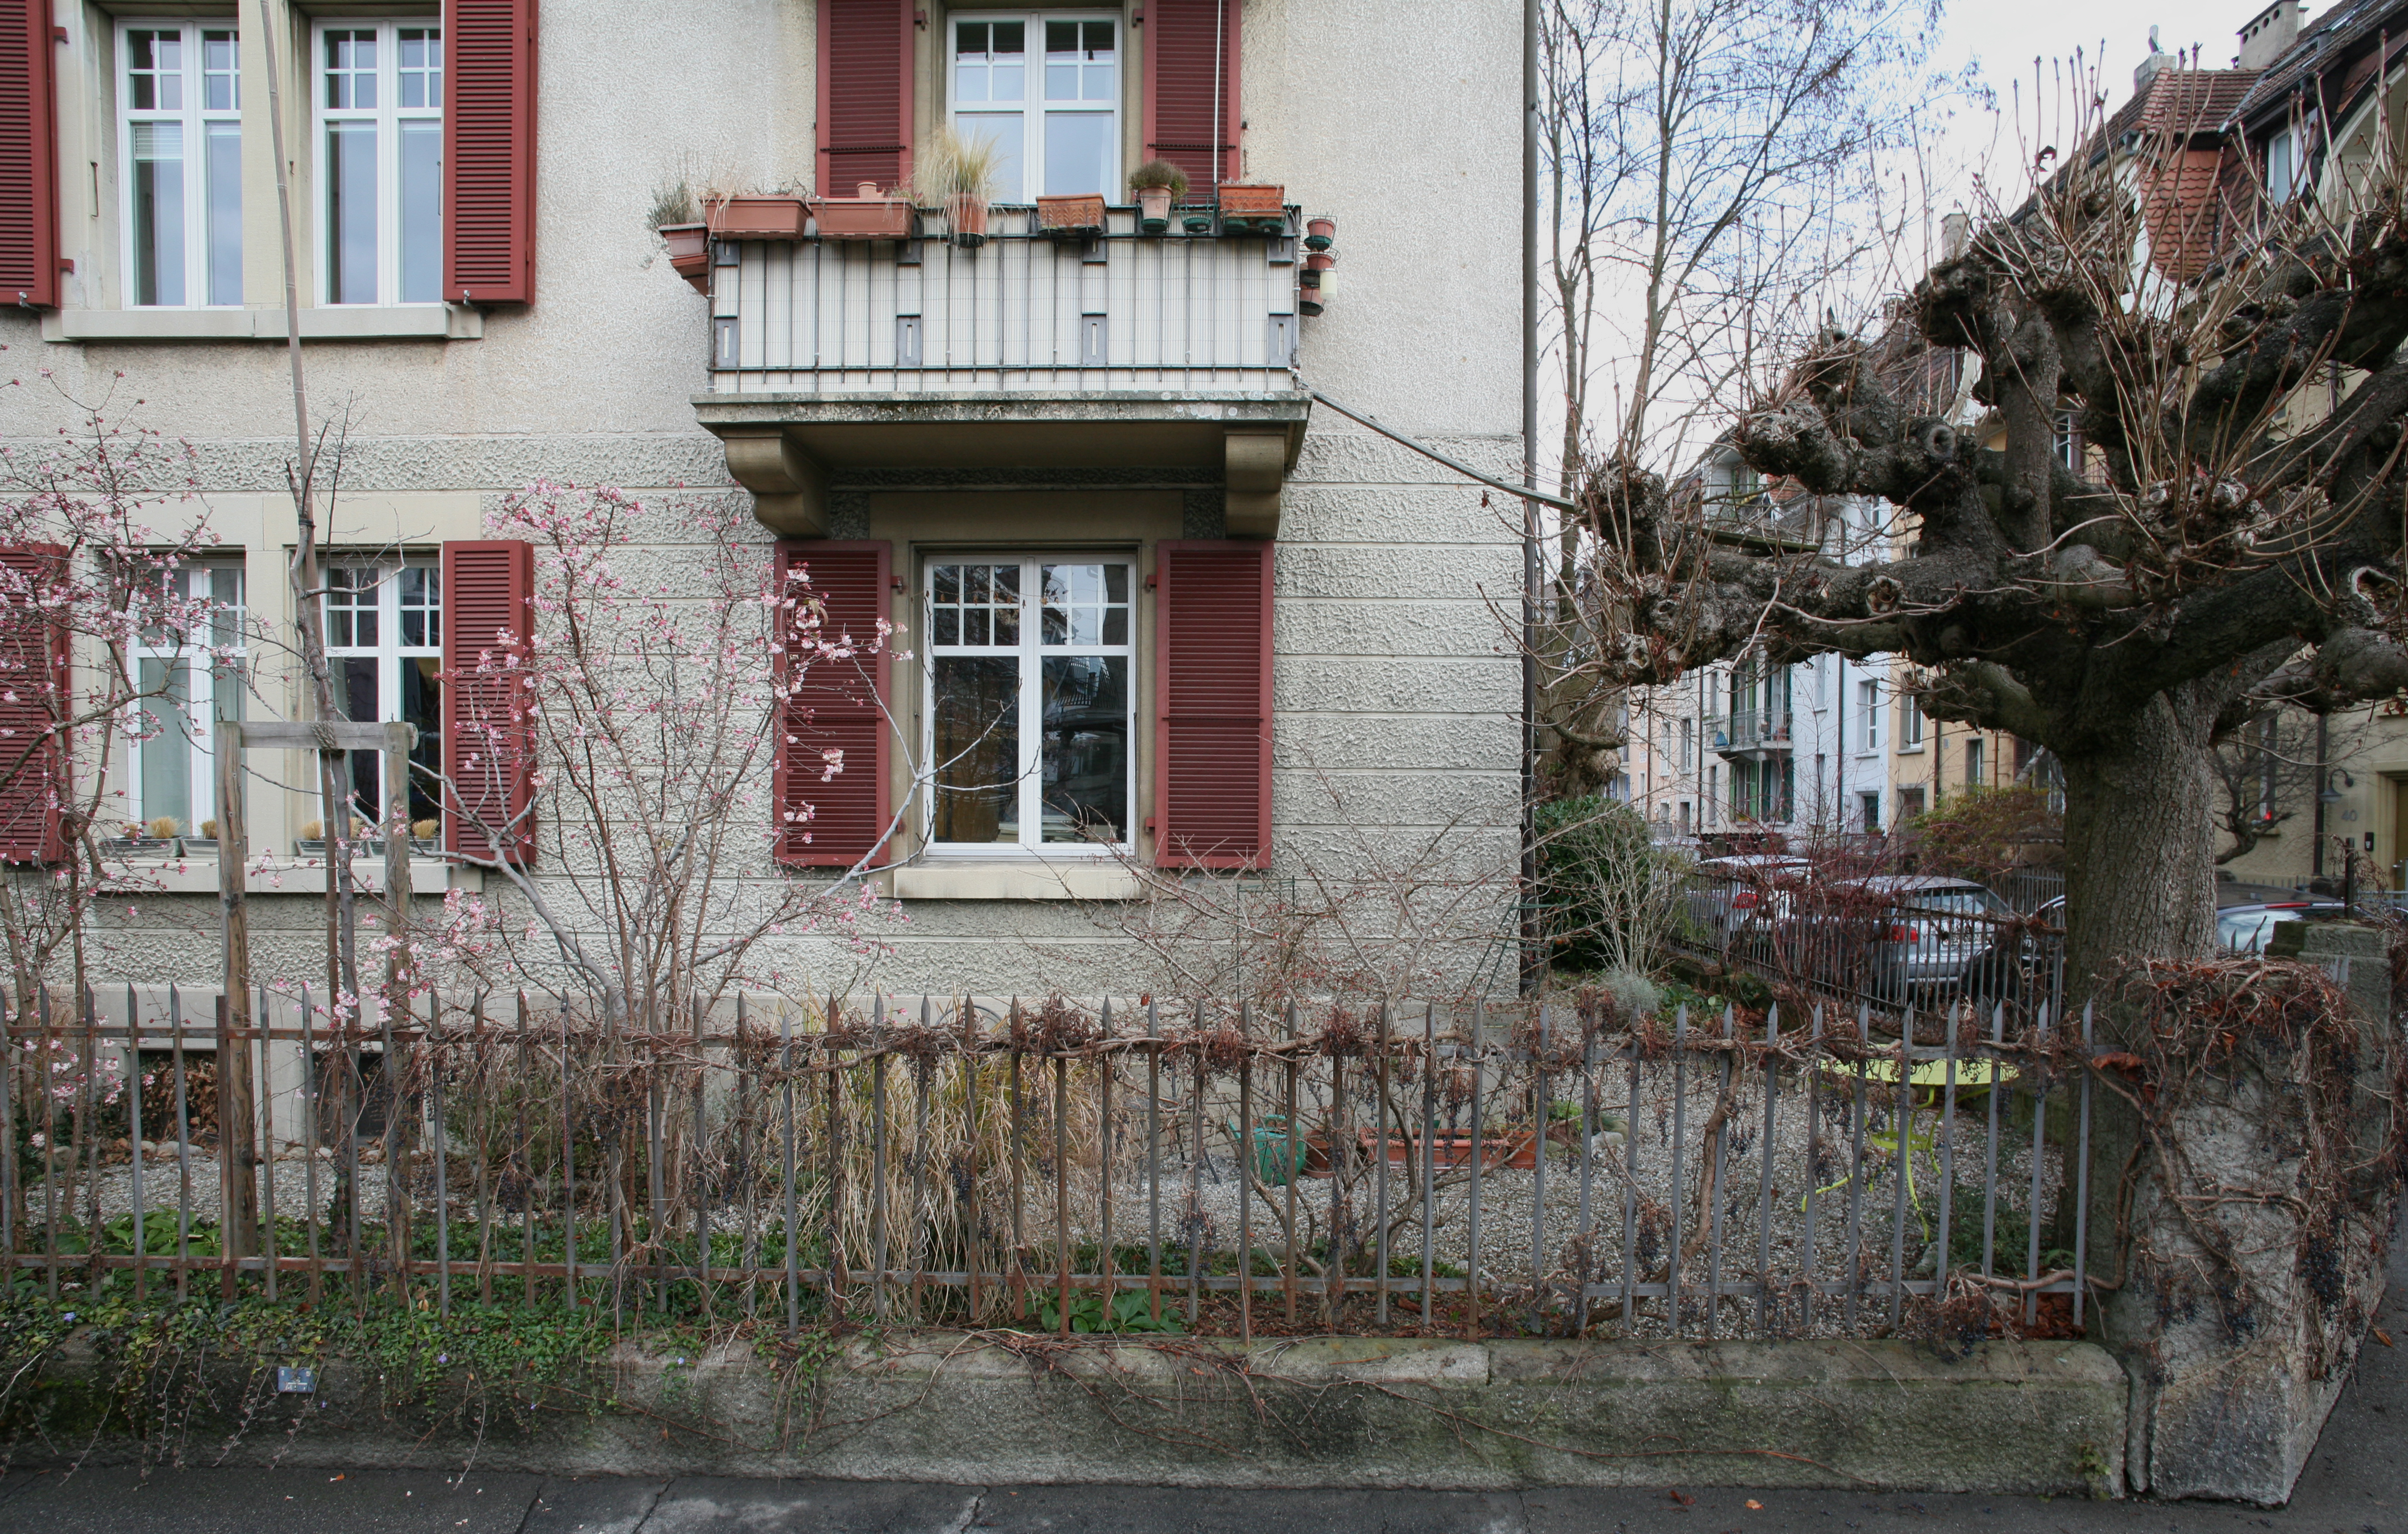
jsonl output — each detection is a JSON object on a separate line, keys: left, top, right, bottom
{"left": 807, "top": 181, "right": 915, "bottom": 240}
{"left": 1035, "top": 193, "right": 1107, "bottom": 240}
{"left": 292, "top": 817, "right": 371, "bottom": 859}
{"left": 183, "top": 817, "right": 221, "bottom": 855}
{"left": 411, "top": 817, "right": 441, "bottom": 856}
{"left": 912, "top": 128, "right": 1000, "bottom": 249}
{"left": 1304, "top": 215, "right": 1336, "bottom": 250}
{"left": 649, "top": 175, "right": 711, "bottom": 291}
{"left": 1216, "top": 183, "right": 1287, "bottom": 235}
{"left": 1128, "top": 159, "right": 1188, "bottom": 234}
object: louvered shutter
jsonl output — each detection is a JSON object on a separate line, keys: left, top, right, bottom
{"left": 1154, "top": 540, "right": 1271, "bottom": 869}
{"left": 817, "top": 0, "right": 913, "bottom": 195}
{"left": 444, "top": 0, "right": 536, "bottom": 304}
{"left": 441, "top": 540, "right": 536, "bottom": 864}
{"left": 774, "top": 540, "right": 891, "bottom": 868}
{"left": 0, "top": 544, "right": 66, "bottom": 863}
{"left": 1143, "top": 0, "right": 1240, "bottom": 197}
{"left": 0, "top": 0, "right": 58, "bottom": 308}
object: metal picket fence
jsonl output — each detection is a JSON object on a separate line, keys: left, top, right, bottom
{"left": 2, "top": 985, "right": 2109, "bottom": 1342}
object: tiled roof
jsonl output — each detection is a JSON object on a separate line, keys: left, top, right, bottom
{"left": 2227, "top": 0, "right": 2408, "bottom": 126}
{"left": 2099, "top": 68, "right": 2262, "bottom": 149}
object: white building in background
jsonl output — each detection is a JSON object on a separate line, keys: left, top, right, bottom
{"left": 1637, "top": 453, "right": 1892, "bottom": 843}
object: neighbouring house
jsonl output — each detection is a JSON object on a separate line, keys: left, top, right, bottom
{"left": 0, "top": 0, "right": 1524, "bottom": 1001}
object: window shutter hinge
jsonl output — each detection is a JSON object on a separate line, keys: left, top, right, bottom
{"left": 55, "top": 259, "right": 73, "bottom": 275}
{"left": 1145, "top": 573, "right": 1158, "bottom": 590}
{"left": 1145, "top": 816, "right": 1156, "bottom": 834}
{"left": 52, "top": 26, "right": 68, "bottom": 43}
{"left": 889, "top": 576, "right": 905, "bottom": 592}
{"left": 914, "top": 8, "right": 928, "bottom": 26}
{"left": 1133, "top": 9, "right": 1144, "bottom": 23}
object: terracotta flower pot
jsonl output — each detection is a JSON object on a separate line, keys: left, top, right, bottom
{"left": 948, "top": 193, "right": 989, "bottom": 248}
{"left": 1305, "top": 216, "right": 1337, "bottom": 250}
{"left": 1304, "top": 250, "right": 1336, "bottom": 272}
{"left": 1216, "top": 182, "right": 1287, "bottom": 234}
{"left": 1037, "top": 193, "right": 1108, "bottom": 238}
{"left": 1299, "top": 288, "right": 1326, "bottom": 317}
{"left": 660, "top": 222, "right": 710, "bottom": 292}
{"left": 808, "top": 192, "right": 914, "bottom": 240}
{"left": 705, "top": 197, "right": 806, "bottom": 239}
{"left": 1135, "top": 185, "right": 1174, "bottom": 233}
{"left": 1300, "top": 1127, "right": 1537, "bottom": 1177}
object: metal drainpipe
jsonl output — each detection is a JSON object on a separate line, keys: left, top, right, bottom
{"left": 1519, "top": 0, "right": 1541, "bottom": 994}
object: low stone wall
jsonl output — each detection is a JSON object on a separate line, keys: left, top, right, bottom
{"left": 6, "top": 1333, "right": 2126, "bottom": 1494}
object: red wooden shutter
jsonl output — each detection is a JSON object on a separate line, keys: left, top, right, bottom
{"left": 0, "top": 544, "right": 66, "bottom": 863}
{"left": 1154, "top": 540, "right": 1271, "bottom": 869}
{"left": 444, "top": 0, "right": 537, "bottom": 304}
{"left": 817, "top": 0, "right": 914, "bottom": 194}
{"left": 774, "top": 540, "right": 892, "bottom": 868}
{"left": 0, "top": 0, "right": 59, "bottom": 308}
{"left": 1143, "top": 0, "right": 1241, "bottom": 197}
{"left": 441, "top": 540, "right": 536, "bottom": 864}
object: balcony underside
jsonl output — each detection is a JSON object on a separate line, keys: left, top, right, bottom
{"left": 693, "top": 390, "right": 1310, "bottom": 539}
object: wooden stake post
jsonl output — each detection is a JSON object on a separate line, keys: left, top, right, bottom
{"left": 214, "top": 719, "right": 417, "bottom": 1289}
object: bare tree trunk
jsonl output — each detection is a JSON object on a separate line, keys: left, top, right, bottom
{"left": 2057, "top": 690, "right": 2219, "bottom": 1008}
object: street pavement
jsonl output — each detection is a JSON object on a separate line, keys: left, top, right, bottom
{"left": 3, "top": 1238, "right": 2402, "bottom": 1533}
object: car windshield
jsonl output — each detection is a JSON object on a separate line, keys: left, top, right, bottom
{"left": 2216, "top": 909, "right": 2280, "bottom": 952}
{"left": 1895, "top": 888, "right": 2001, "bottom": 917}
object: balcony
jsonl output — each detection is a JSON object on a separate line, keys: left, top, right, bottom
{"left": 691, "top": 205, "right": 1311, "bottom": 538}
{"left": 1711, "top": 709, "right": 1794, "bottom": 758}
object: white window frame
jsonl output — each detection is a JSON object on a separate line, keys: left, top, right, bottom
{"left": 117, "top": 20, "right": 243, "bottom": 308}
{"left": 312, "top": 19, "right": 444, "bottom": 306}
{"left": 922, "top": 553, "right": 1135, "bottom": 858}
{"left": 948, "top": 10, "right": 1120, "bottom": 202}
{"left": 322, "top": 558, "right": 442, "bottom": 829}
{"left": 126, "top": 563, "right": 247, "bottom": 833}
{"left": 1900, "top": 692, "right": 1925, "bottom": 749}
{"left": 1857, "top": 679, "right": 1881, "bottom": 751}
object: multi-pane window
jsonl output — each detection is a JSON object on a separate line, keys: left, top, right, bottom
{"left": 316, "top": 22, "right": 442, "bottom": 305}
{"left": 324, "top": 563, "right": 442, "bottom": 830}
{"left": 951, "top": 13, "right": 1118, "bottom": 201}
{"left": 1857, "top": 679, "right": 1881, "bottom": 750}
{"left": 926, "top": 558, "right": 1133, "bottom": 851}
{"left": 1900, "top": 692, "right": 1925, "bottom": 747}
{"left": 1964, "top": 737, "right": 1985, "bottom": 789}
{"left": 128, "top": 564, "right": 247, "bottom": 834}
{"left": 119, "top": 24, "right": 242, "bottom": 307}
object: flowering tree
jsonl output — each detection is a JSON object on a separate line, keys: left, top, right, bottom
{"left": 0, "top": 377, "right": 240, "bottom": 1008}
{"left": 420, "top": 483, "right": 903, "bottom": 1031}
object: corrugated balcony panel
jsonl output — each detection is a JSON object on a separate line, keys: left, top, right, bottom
{"left": 708, "top": 205, "right": 1299, "bottom": 394}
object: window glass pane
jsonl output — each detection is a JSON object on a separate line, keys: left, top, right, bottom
{"left": 1041, "top": 563, "right": 1129, "bottom": 646}
{"left": 1082, "top": 21, "right": 1115, "bottom": 100}
{"left": 992, "top": 19, "right": 1025, "bottom": 100}
{"left": 1042, "top": 110, "right": 1111, "bottom": 197}
{"left": 128, "top": 30, "right": 175, "bottom": 111}
{"left": 137, "top": 657, "right": 193, "bottom": 832}
{"left": 956, "top": 114, "right": 1022, "bottom": 202}
{"left": 398, "top": 564, "right": 440, "bottom": 647}
{"left": 202, "top": 30, "right": 239, "bottom": 111}
{"left": 399, "top": 121, "right": 442, "bottom": 302}
{"left": 398, "top": 28, "right": 440, "bottom": 109}
{"left": 1045, "top": 20, "right": 1079, "bottom": 100}
{"left": 131, "top": 121, "right": 186, "bottom": 307}
{"left": 337, "top": 655, "right": 382, "bottom": 830}
{"left": 930, "top": 562, "right": 1019, "bottom": 648}
{"left": 954, "top": 21, "right": 989, "bottom": 101}
{"left": 205, "top": 121, "right": 242, "bottom": 305}
{"left": 402, "top": 656, "right": 442, "bottom": 824}
{"left": 931, "top": 656, "right": 1021, "bottom": 844}
{"left": 326, "top": 30, "right": 375, "bottom": 109}
{"left": 328, "top": 121, "right": 379, "bottom": 304}
{"left": 1041, "top": 655, "right": 1128, "bottom": 843}
{"left": 326, "top": 567, "right": 379, "bottom": 648}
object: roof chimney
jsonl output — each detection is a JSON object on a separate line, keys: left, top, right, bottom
{"left": 2136, "top": 24, "right": 2174, "bottom": 93}
{"left": 1941, "top": 212, "right": 1969, "bottom": 261}
{"left": 2237, "top": 2, "right": 2305, "bottom": 70}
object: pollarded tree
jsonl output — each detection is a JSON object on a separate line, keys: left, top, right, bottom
{"left": 1574, "top": 90, "right": 2408, "bottom": 993}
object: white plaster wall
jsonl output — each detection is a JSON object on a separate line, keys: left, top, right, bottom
{"left": 1, "top": 0, "right": 1525, "bottom": 1002}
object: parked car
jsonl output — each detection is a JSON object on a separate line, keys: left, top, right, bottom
{"left": 2216, "top": 900, "right": 2345, "bottom": 953}
{"left": 1818, "top": 875, "right": 2017, "bottom": 1002}
{"left": 1682, "top": 854, "right": 1810, "bottom": 948}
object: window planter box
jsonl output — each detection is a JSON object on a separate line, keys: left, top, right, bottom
{"left": 706, "top": 197, "right": 807, "bottom": 239}
{"left": 660, "top": 222, "right": 710, "bottom": 291}
{"left": 808, "top": 189, "right": 915, "bottom": 240}
{"left": 1035, "top": 194, "right": 1106, "bottom": 239}
{"left": 1216, "top": 183, "right": 1288, "bottom": 235}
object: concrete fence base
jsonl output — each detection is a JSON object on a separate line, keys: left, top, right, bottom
{"left": 7, "top": 1333, "right": 2127, "bottom": 1494}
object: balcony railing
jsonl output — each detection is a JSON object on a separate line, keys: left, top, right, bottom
{"left": 705, "top": 205, "right": 1303, "bottom": 394}
{"left": 1710, "top": 708, "right": 1794, "bottom": 755}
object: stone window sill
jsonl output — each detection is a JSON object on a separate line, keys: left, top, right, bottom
{"left": 891, "top": 862, "right": 1140, "bottom": 902}
{"left": 41, "top": 305, "right": 482, "bottom": 344}
{"left": 95, "top": 856, "right": 478, "bottom": 894}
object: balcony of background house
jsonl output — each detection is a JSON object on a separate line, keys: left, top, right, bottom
{"left": 1711, "top": 708, "right": 1794, "bottom": 759}
{"left": 687, "top": 197, "right": 1319, "bottom": 540}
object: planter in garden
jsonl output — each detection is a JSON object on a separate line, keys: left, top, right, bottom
{"left": 1035, "top": 194, "right": 1107, "bottom": 239}
{"left": 1136, "top": 185, "right": 1174, "bottom": 233}
{"left": 1216, "top": 183, "right": 1288, "bottom": 234}
{"left": 1305, "top": 250, "right": 1335, "bottom": 274}
{"left": 660, "top": 222, "right": 710, "bottom": 291}
{"left": 1299, "top": 1127, "right": 1541, "bottom": 1177}
{"left": 808, "top": 185, "right": 915, "bottom": 239}
{"left": 1305, "top": 216, "right": 1336, "bottom": 250}
{"left": 947, "top": 193, "right": 989, "bottom": 248}
{"left": 705, "top": 197, "right": 806, "bottom": 239}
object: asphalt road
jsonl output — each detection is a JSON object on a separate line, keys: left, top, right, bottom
{"left": 2, "top": 1239, "right": 2401, "bottom": 1533}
